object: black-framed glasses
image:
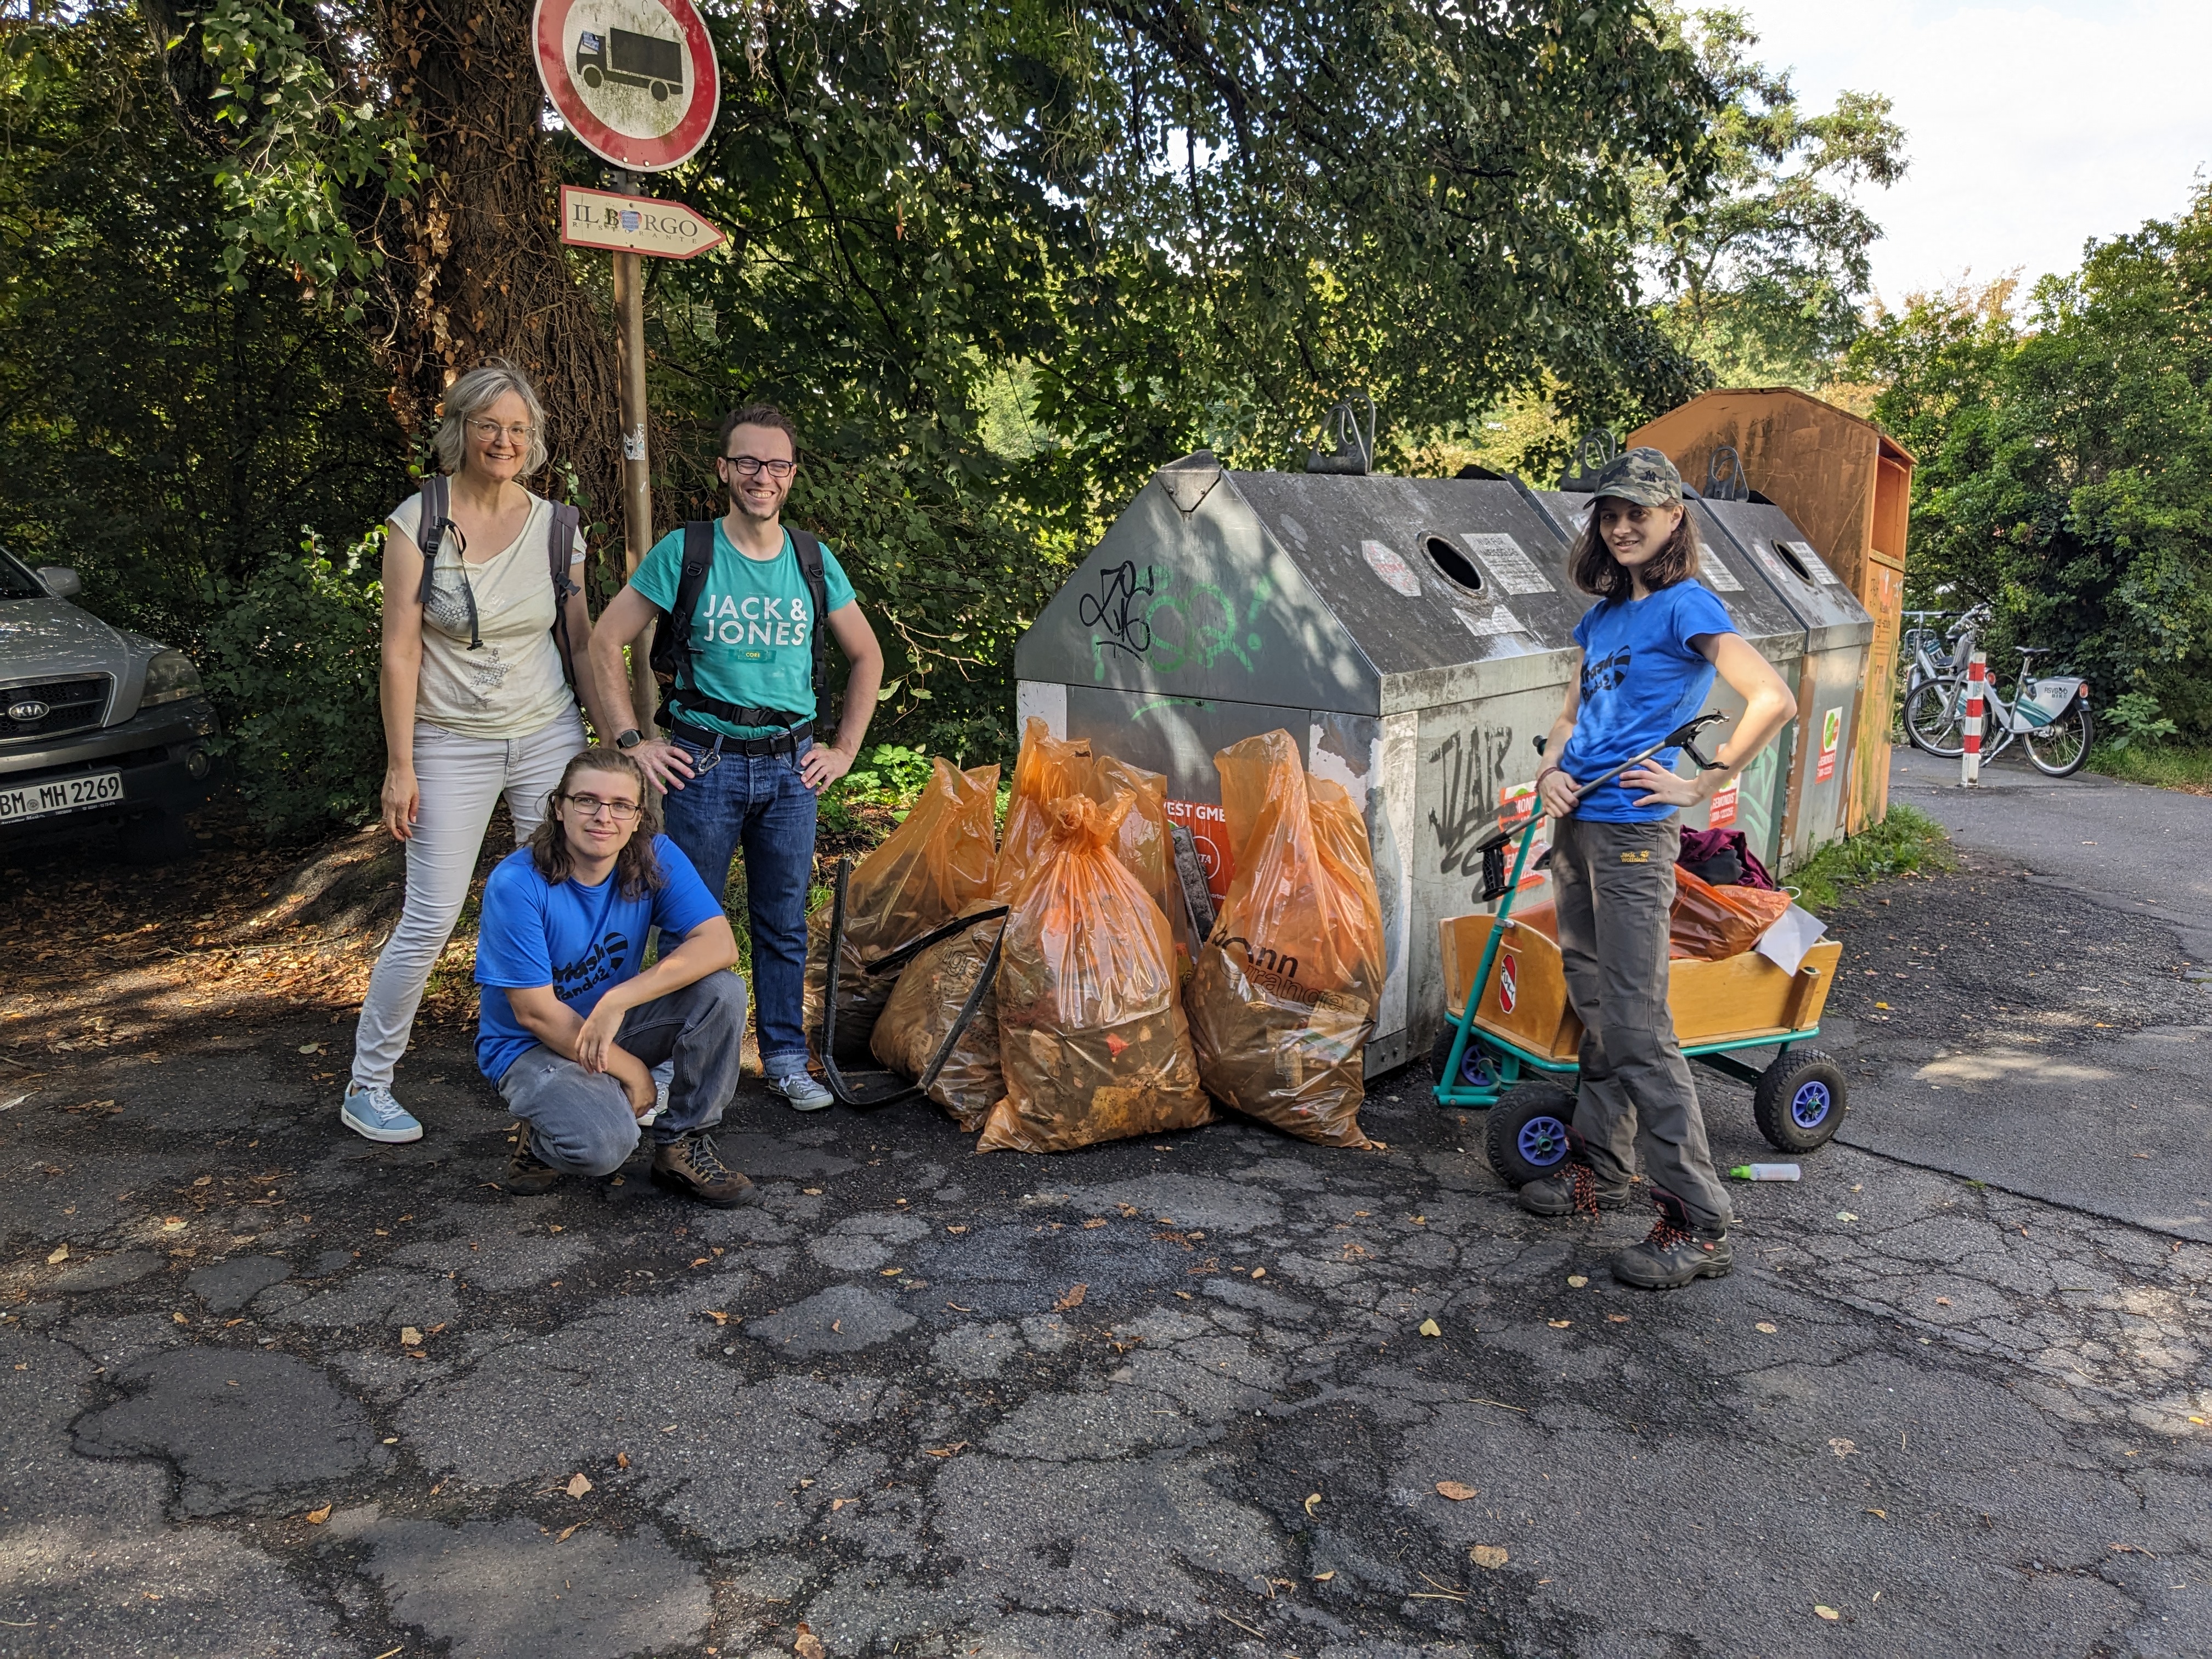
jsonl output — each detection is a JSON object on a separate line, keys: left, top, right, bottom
{"left": 563, "top": 793, "right": 641, "bottom": 821}
{"left": 720, "top": 454, "right": 795, "bottom": 478}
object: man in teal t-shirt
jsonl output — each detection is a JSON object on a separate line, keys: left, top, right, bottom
{"left": 588, "top": 404, "right": 885, "bottom": 1112}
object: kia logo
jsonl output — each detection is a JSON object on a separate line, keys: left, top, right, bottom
{"left": 7, "top": 699, "right": 49, "bottom": 722}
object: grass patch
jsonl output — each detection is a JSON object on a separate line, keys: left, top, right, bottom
{"left": 2086, "top": 742, "right": 2212, "bottom": 796}
{"left": 1785, "top": 804, "right": 1959, "bottom": 915}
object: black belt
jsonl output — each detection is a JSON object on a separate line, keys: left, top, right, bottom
{"left": 670, "top": 718, "right": 812, "bottom": 758}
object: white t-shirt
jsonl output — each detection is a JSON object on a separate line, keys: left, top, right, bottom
{"left": 388, "top": 490, "right": 585, "bottom": 740}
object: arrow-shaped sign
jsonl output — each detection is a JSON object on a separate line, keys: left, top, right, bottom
{"left": 559, "top": 184, "right": 725, "bottom": 260}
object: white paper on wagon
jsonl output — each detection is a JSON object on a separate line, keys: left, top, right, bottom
{"left": 1754, "top": 902, "right": 1829, "bottom": 977}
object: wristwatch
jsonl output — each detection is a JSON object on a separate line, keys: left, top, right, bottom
{"left": 615, "top": 728, "right": 644, "bottom": 751}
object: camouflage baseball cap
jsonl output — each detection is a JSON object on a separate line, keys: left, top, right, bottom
{"left": 1589, "top": 446, "right": 1684, "bottom": 507}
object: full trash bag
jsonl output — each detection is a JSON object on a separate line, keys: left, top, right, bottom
{"left": 1669, "top": 866, "right": 1793, "bottom": 961}
{"left": 870, "top": 902, "right": 1007, "bottom": 1130}
{"left": 1185, "top": 730, "right": 1385, "bottom": 1147}
{"left": 805, "top": 757, "right": 1000, "bottom": 1058}
{"left": 977, "top": 792, "right": 1212, "bottom": 1154}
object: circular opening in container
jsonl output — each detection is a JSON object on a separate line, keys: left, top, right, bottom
{"left": 1423, "top": 535, "right": 1485, "bottom": 592}
{"left": 1768, "top": 540, "right": 1814, "bottom": 583}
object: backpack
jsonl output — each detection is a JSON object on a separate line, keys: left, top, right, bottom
{"left": 412, "top": 472, "right": 582, "bottom": 686}
{"left": 647, "top": 519, "right": 828, "bottom": 732}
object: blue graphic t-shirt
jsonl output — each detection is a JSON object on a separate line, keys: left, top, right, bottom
{"left": 1559, "top": 580, "right": 1738, "bottom": 823}
{"left": 472, "top": 836, "right": 724, "bottom": 1081}
{"left": 630, "top": 523, "right": 857, "bottom": 738}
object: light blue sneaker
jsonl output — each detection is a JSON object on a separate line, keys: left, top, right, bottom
{"left": 340, "top": 1082, "right": 423, "bottom": 1144}
{"left": 768, "top": 1069, "right": 834, "bottom": 1113}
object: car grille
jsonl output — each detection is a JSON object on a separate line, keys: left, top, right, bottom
{"left": 1, "top": 675, "right": 110, "bottom": 742}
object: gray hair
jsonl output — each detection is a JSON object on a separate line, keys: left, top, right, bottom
{"left": 431, "top": 359, "right": 550, "bottom": 476}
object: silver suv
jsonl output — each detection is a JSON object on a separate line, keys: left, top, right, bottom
{"left": 0, "top": 543, "right": 219, "bottom": 862}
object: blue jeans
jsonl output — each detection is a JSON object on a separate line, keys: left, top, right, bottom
{"left": 662, "top": 736, "right": 817, "bottom": 1075}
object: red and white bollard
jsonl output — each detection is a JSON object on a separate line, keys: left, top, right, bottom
{"left": 1961, "top": 650, "right": 1985, "bottom": 785}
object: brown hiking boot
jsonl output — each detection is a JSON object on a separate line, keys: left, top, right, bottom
{"left": 503, "top": 1122, "right": 561, "bottom": 1196}
{"left": 651, "top": 1132, "right": 760, "bottom": 1208}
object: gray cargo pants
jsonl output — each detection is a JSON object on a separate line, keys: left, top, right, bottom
{"left": 496, "top": 972, "right": 748, "bottom": 1177}
{"left": 1549, "top": 814, "right": 1732, "bottom": 1232}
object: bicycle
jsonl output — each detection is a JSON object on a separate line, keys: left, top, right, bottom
{"left": 1900, "top": 601, "right": 1991, "bottom": 755}
{"left": 1901, "top": 645, "right": 2095, "bottom": 776}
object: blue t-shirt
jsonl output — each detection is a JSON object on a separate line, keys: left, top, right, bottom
{"left": 1559, "top": 581, "right": 1738, "bottom": 822}
{"left": 472, "top": 836, "right": 725, "bottom": 1081}
{"left": 630, "top": 523, "right": 857, "bottom": 738}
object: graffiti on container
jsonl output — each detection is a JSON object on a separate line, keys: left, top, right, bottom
{"left": 1428, "top": 726, "right": 1514, "bottom": 881}
{"left": 1087, "top": 563, "right": 1271, "bottom": 680}
{"left": 1079, "top": 561, "right": 1155, "bottom": 660}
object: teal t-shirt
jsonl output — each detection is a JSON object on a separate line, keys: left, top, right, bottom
{"left": 631, "top": 523, "right": 857, "bottom": 738}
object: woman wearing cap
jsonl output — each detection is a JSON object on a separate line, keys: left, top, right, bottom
{"left": 1525, "top": 447, "right": 1797, "bottom": 1289}
{"left": 340, "top": 360, "right": 618, "bottom": 1146}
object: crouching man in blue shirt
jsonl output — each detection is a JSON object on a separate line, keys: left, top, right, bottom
{"left": 475, "top": 746, "right": 760, "bottom": 1206}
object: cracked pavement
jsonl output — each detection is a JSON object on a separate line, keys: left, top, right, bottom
{"left": 2, "top": 756, "right": 2209, "bottom": 1657}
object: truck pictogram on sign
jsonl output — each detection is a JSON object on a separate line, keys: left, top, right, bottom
{"left": 575, "top": 26, "right": 684, "bottom": 100}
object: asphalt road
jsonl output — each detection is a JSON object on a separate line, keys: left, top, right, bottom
{"left": 3, "top": 760, "right": 2209, "bottom": 1658}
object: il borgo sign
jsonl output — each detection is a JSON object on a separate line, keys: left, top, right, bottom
{"left": 559, "top": 185, "right": 724, "bottom": 259}
{"left": 533, "top": 0, "right": 719, "bottom": 172}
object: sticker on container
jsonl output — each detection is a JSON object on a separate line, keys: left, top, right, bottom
{"left": 1360, "top": 539, "right": 1422, "bottom": 597}
{"left": 1708, "top": 781, "right": 1739, "bottom": 827}
{"left": 1497, "top": 780, "right": 1537, "bottom": 826}
{"left": 1455, "top": 605, "right": 1528, "bottom": 640}
{"left": 1463, "top": 533, "right": 1554, "bottom": 595}
{"left": 1497, "top": 952, "right": 1519, "bottom": 1015}
{"left": 1165, "top": 798, "right": 1234, "bottom": 900}
{"left": 1815, "top": 706, "right": 1843, "bottom": 782}
{"left": 1786, "top": 540, "right": 1842, "bottom": 584}
{"left": 1701, "top": 555, "right": 1745, "bottom": 592}
{"left": 1755, "top": 541, "right": 1797, "bottom": 583}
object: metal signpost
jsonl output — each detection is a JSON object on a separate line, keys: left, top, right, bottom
{"left": 532, "top": 0, "right": 721, "bottom": 713}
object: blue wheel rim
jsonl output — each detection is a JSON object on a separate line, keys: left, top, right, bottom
{"left": 1461, "top": 1046, "right": 1497, "bottom": 1088}
{"left": 1517, "top": 1114, "right": 1571, "bottom": 1169}
{"left": 1791, "top": 1079, "right": 1832, "bottom": 1129}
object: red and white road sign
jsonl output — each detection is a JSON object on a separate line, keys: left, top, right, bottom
{"left": 560, "top": 185, "right": 724, "bottom": 258}
{"left": 1497, "top": 953, "right": 1519, "bottom": 1015}
{"left": 533, "top": 0, "right": 719, "bottom": 173}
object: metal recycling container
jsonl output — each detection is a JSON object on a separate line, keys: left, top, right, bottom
{"left": 1013, "top": 450, "right": 1591, "bottom": 1075}
{"left": 1532, "top": 487, "right": 1805, "bottom": 877}
{"left": 1688, "top": 497, "right": 1874, "bottom": 868}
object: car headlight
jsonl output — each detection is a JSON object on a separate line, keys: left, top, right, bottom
{"left": 140, "top": 649, "right": 203, "bottom": 708}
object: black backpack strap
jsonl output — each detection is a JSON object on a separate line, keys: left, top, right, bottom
{"left": 414, "top": 473, "right": 450, "bottom": 607}
{"left": 548, "top": 501, "right": 582, "bottom": 689}
{"left": 789, "top": 527, "right": 830, "bottom": 701}
{"left": 650, "top": 520, "right": 720, "bottom": 730}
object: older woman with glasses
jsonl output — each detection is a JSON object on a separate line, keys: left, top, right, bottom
{"left": 341, "top": 359, "right": 617, "bottom": 1146}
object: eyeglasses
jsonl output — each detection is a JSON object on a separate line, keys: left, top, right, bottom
{"left": 720, "top": 454, "right": 795, "bottom": 478}
{"left": 466, "top": 418, "right": 536, "bottom": 443}
{"left": 563, "top": 793, "right": 641, "bottom": 821}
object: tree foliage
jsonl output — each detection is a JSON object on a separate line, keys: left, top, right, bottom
{"left": 1844, "top": 189, "right": 2212, "bottom": 740}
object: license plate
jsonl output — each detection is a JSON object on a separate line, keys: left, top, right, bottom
{"left": 0, "top": 770, "right": 124, "bottom": 823}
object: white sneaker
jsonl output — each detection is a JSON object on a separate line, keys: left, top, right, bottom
{"left": 340, "top": 1082, "right": 424, "bottom": 1144}
{"left": 768, "top": 1069, "right": 834, "bottom": 1112}
{"left": 638, "top": 1060, "right": 675, "bottom": 1128}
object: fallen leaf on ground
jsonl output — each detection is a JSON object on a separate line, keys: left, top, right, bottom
{"left": 945, "top": 1302, "right": 974, "bottom": 1312}
{"left": 830, "top": 1497, "right": 851, "bottom": 1511}
{"left": 704, "top": 1310, "right": 729, "bottom": 1325}
{"left": 1055, "top": 1283, "right": 1087, "bottom": 1311}
{"left": 304, "top": 1503, "right": 332, "bottom": 1525}
{"left": 161, "top": 1217, "right": 185, "bottom": 1231}
{"left": 1756, "top": 1322, "right": 1778, "bottom": 1334}
{"left": 945, "top": 1224, "right": 968, "bottom": 1234}
{"left": 1418, "top": 1318, "right": 1442, "bottom": 1338}
{"left": 1436, "top": 1481, "right": 1478, "bottom": 1501}
{"left": 615, "top": 1452, "right": 630, "bottom": 1469}
{"left": 1304, "top": 1493, "right": 1322, "bottom": 1516}
{"left": 1250, "top": 1267, "right": 1266, "bottom": 1279}
{"left": 556, "top": 1522, "right": 582, "bottom": 1542}
{"left": 1313, "top": 1570, "right": 1335, "bottom": 1582}
{"left": 1836, "top": 1211, "right": 1859, "bottom": 1222}
{"left": 1606, "top": 1313, "right": 1629, "bottom": 1324}
{"left": 879, "top": 1267, "right": 903, "bottom": 1277}
{"left": 1815, "top": 1606, "right": 1841, "bottom": 1621}
{"left": 1829, "top": 1438, "right": 1857, "bottom": 1458}
{"left": 1936, "top": 1297, "right": 1952, "bottom": 1306}
{"left": 1566, "top": 1274, "right": 1588, "bottom": 1288}
{"left": 802, "top": 1187, "right": 823, "bottom": 1196}
{"left": 565, "top": 1474, "right": 592, "bottom": 1498}
{"left": 297, "top": 1042, "right": 322, "bottom": 1054}
{"left": 46, "top": 1245, "right": 67, "bottom": 1265}
{"left": 171, "top": 1312, "right": 188, "bottom": 1325}
{"left": 1865, "top": 1508, "right": 1887, "bottom": 1520}
{"left": 794, "top": 1623, "right": 826, "bottom": 1659}
{"left": 1082, "top": 1218, "right": 1107, "bottom": 1229}
{"left": 1548, "top": 1319, "right": 1572, "bottom": 1329}
{"left": 398, "top": 1327, "right": 422, "bottom": 1347}
{"left": 924, "top": 1442, "right": 969, "bottom": 1458}
{"left": 1470, "top": 1545, "right": 1508, "bottom": 1569}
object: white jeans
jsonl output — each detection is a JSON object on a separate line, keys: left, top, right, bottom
{"left": 349, "top": 709, "right": 585, "bottom": 1092}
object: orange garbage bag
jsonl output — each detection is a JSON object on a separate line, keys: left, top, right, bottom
{"left": 871, "top": 903, "right": 1007, "bottom": 1131}
{"left": 977, "top": 792, "right": 1212, "bottom": 1154}
{"left": 1669, "top": 866, "right": 1792, "bottom": 961}
{"left": 805, "top": 757, "right": 999, "bottom": 1057}
{"left": 1185, "top": 731, "right": 1385, "bottom": 1147}
{"left": 993, "top": 719, "right": 1091, "bottom": 899}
